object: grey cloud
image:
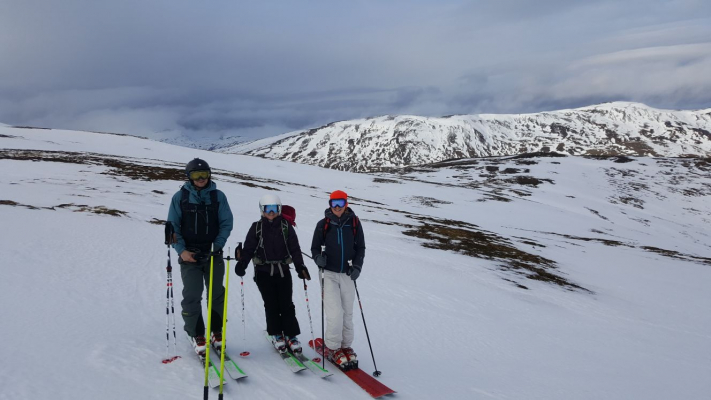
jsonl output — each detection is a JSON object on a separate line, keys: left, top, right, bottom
{"left": 0, "top": 0, "right": 710, "bottom": 140}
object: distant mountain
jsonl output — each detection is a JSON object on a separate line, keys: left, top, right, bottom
{"left": 220, "top": 102, "right": 711, "bottom": 172}
{"left": 138, "top": 130, "right": 246, "bottom": 151}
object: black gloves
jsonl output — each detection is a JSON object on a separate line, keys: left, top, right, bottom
{"left": 296, "top": 265, "right": 311, "bottom": 280}
{"left": 235, "top": 260, "right": 248, "bottom": 277}
{"left": 314, "top": 254, "right": 327, "bottom": 267}
{"left": 348, "top": 265, "right": 362, "bottom": 281}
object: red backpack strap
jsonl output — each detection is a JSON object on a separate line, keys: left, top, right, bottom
{"left": 352, "top": 216, "right": 359, "bottom": 236}
{"left": 322, "top": 217, "right": 330, "bottom": 241}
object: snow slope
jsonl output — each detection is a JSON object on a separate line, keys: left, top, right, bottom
{"left": 221, "top": 102, "right": 711, "bottom": 172}
{"left": 1, "top": 125, "right": 710, "bottom": 400}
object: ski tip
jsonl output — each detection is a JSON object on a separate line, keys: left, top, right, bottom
{"left": 239, "top": 351, "right": 250, "bottom": 357}
{"left": 161, "top": 356, "right": 181, "bottom": 364}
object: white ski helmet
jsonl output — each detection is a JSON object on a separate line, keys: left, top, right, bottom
{"left": 259, "top": 193, "right": 282, "bottom": 215}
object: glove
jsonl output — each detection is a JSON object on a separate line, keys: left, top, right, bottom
{"left": 314, "top": 254, "right": 327, "bottom": 267}
{"left": 348, "top": 265, "right": 362, "bottom": 281}
{"left": 210, "top": 248, "right": 223, "bottom": 257}
{"left": 297, "top": 266, "right": 311, "bottom": 281}
{"left": 235, "top": 260, "right": 248, "bottom": 277}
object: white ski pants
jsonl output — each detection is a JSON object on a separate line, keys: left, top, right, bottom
{"left": 322, "top": 270, "right": 356, "bottom": 350}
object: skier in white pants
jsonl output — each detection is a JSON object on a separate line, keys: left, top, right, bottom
{"left": 311, "top": 190, "right": 366, "bottom": 368}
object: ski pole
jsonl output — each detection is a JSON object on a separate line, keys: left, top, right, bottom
{"left": 163, "top": 222, "right": 180, "bottom": 364}
{"left": 354, "top": 281, "right": 382, "bottom": 377}
{"left": 204, "top": 244, "right": 216, "bottom": 400}
{"left": 218, "top": 247, "right": 230, "bottom": 400}
{"left": 236, "top": 243, "right": 250, "bottom": 357}
{"left": 301, "top": 251, "right": 313, "bottom": 260}
{"left": 320, "top": 245, "right": 325, "bottom": 370}
{"left": 302, "top": 278, "right": 317, "bottom": 362}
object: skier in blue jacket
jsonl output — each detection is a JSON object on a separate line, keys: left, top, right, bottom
{"left": 167, "top": 158, "right": 233, "bottom": 355}
{"left": 310, "top": 190, "right": 366, "bottom": 368}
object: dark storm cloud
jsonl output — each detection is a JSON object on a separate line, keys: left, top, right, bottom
{"left": 1, "top": 0, "right": 710, "bottom": 140}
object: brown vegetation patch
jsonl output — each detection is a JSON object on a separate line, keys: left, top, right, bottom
{"left": 509, "top": 176, "right": 554, "bottom": 187}
{"left": 56, "top": 203, "right": 128, "bottom": 217}
{"left": 610, "top": 196, "right": 645, "bottom": 209}
{"left": 406, "top": 196, "right": 453, "bottom": 208}
{"left": 373, "top": 178, "right": 402, "bottom": 184}
{"left": 477, "top": 194, "right": 513, "bottom": 203}
{"left": 0, "top": 149, "right": 313, "bottom": 190}
{"left": 614, "top": 156, "right": 635, "bottom": 163}
{"left": 401, "top": 215, "right": 590, "bottom": 292}
{"left": 511, "top": 152, "right": 567, "bottom": 159}
{"left": 150, "top": 218, "right": 167, "bottom": 225}
{"left": 641, "top": 246, "right": 711, "bottom": 266}
{"left": 586, "top": 208, "right": 609, "bottom": 220}
{"left": 0, "top": 199, "right": 42, "bottom": 210}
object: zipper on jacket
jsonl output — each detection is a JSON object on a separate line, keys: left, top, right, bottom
{"left": 338, "top": 226, "right": 344, "bottom": 272}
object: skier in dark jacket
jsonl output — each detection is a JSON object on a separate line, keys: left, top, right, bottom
{"left": 167, "top": 158, "right": 233, "bottom": 356}
{"left": 235, "top": 194, "right": 311, "bottom": 353}
{"left": 310, "top": 190, "right": 366, "bottom": 368}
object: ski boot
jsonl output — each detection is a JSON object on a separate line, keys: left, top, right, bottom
{"left": 191, "top": 335, "right": 207, "bottom": 356}
{"left": 328, "top": 348, "right": 351, "bottom": 370}
{"left": 286, "top": 336, "right": 302, "bottom": 353}
{"left": 342, "top": 347, "right": 358, "bottom": 368}
{"left": 272, "top": 334, "right": 287, "bottom": 353}
{"left": 211, "top": 331, "right": 223, "bottom": 348}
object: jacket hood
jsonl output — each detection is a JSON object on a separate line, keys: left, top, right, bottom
{"left": 182, "top": 180, "right": 217, "bottom": 195}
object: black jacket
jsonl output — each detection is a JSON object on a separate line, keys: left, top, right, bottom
{"left": 310, "top": 207, "right": 366, "bottom": 273}
{"left": 240, "top": 216, "right": 306, "bottom": 274}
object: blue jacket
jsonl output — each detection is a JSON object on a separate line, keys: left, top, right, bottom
{"left": 310, "top": 207, "right": 366, "bottom": 273}
{"left": 167, "top": 181, "right": 233, "bottom": 256}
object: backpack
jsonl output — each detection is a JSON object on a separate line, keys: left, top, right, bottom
{"left": 180, "top": 187, "right": 218, "bottom": 209}
{"left": 322, "top": 215, "right": 359, "bottom": 240}
{"left": 179, "top": 188, "right": 219, "bottom": 249}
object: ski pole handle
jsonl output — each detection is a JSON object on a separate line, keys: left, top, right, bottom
{"left": 164, "top": 222, "right": 174, "bottom": 245}
{"left": 235, "top": 242, "right": 242, "bottom": 261}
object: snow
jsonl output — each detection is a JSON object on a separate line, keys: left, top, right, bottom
{"left": 1, "top": 125, "right": 710, "bottom": 399}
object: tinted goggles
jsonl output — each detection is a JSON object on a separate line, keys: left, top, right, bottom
{"left": 329, "top": 198, "right": 347, "bottom": 208}
{"left": 262, "top": 204, "right": 281, "bottom": 214}
{"left": 189, "top": 170, "right": 211, "bottom": 181}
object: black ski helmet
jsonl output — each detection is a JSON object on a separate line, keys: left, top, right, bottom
{"left": 185, "top": 158, "right": 211, "bottom": 179}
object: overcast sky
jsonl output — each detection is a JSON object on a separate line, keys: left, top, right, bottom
{"left": 1, "top": 0, "right": 710, "bottom": 140}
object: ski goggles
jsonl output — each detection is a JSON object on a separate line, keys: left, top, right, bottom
{"left": 262, "top": 204, "right": 281, "bottom": 214}
{"left": 329, "top": 198, "right": 347, "bottom": 209}
{"left": 188, "top": 170, "right": 211, "bottom": 181}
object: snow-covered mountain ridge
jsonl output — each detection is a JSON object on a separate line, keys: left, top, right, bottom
{"left": 221, "top": 102, "right": 711, "bottom": 172}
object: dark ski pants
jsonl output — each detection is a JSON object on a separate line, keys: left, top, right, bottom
{"left": 179, "top": 256, "right": 225, "bottom": 338}
{"left": 255, "top": 269, "right": 301, "bottom": 337}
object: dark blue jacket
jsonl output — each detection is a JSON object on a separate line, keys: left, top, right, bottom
{"left": 310, "top": 208, "right": 365, "bottom": 273}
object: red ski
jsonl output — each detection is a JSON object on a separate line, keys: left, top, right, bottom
{"left": 309, "top": 338, "right": 395, "bottom": 398}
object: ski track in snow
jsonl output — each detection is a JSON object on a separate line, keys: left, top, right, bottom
{"left": 1, "top": 125, "right": 710, "bottom": 399}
